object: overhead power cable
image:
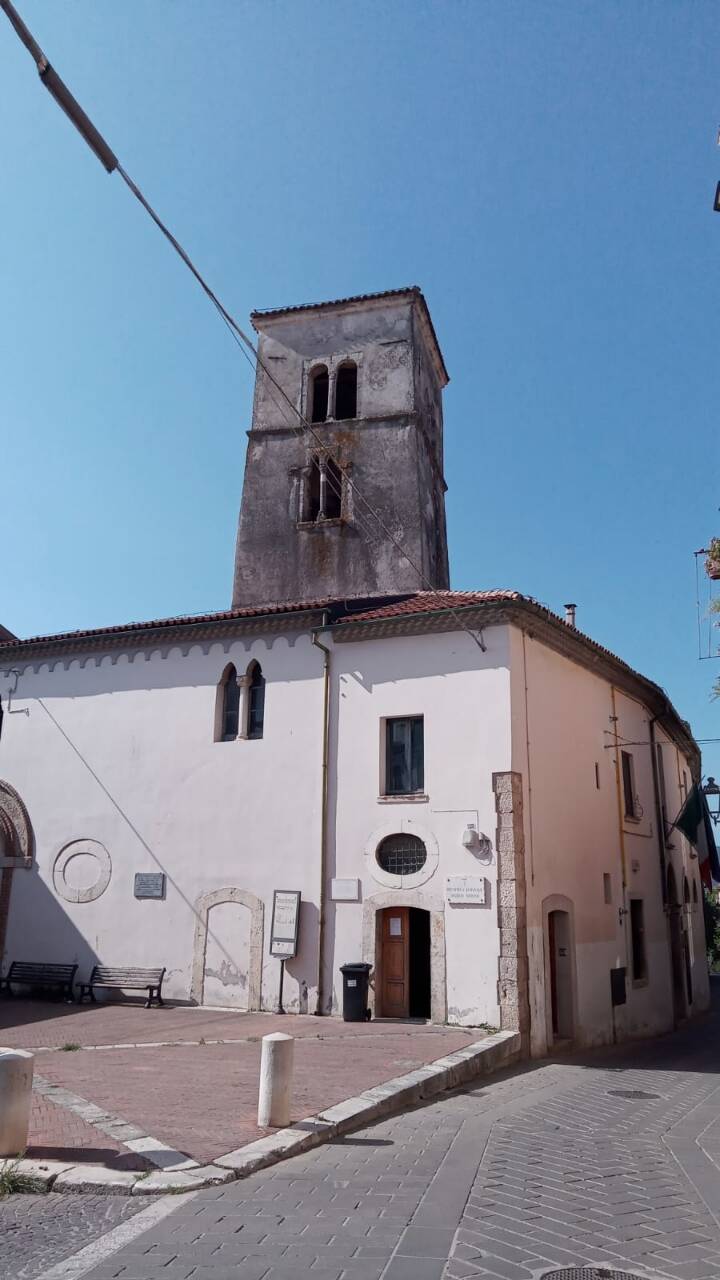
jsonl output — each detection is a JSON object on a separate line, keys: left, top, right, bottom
{"left": 0, "top": 0, "right": 488, "bottom": 648}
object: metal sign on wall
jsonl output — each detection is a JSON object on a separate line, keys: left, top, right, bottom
{"left": 134, "top": 872, "right": 166, "bottom": 900}
{"left": 270, "top": 889, "right": 301, "bottom": 958}
{"left": 446, "top": 876, "right": 486, "bottom": 905}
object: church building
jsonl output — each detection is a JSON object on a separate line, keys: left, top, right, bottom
{"left": 0, "top": 287, "right": 711, "bottom": 1056}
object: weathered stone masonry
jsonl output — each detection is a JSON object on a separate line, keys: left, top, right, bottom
{"left": 493, "top": 771, "right": 530, "bottom": 1045}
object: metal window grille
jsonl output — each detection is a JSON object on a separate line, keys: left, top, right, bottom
{"left": 377, "top": 834, "right": 427, "bottom": 876}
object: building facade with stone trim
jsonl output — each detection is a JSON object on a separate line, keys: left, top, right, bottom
{"left": 0, "top": 593, "right": 708, "bottom": 1051}
{"left": 0, "top": 289, "right": 711, "bottom": 1053}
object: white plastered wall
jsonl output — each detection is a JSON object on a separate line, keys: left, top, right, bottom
{"left": 327, "top": 625, "right": 512, "bottom": 1027}
{"left": 0, "top": 634, "right": 325, "bottom": 1013}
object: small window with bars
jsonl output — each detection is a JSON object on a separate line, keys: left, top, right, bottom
{"left": 376, "top": 834, "right": 427, "bottom": 877}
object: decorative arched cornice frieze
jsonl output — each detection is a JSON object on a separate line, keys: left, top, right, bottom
{"left": 0, "top": 781, "right": 34, "bottom": 867}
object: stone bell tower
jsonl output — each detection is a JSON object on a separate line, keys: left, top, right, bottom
{"left": 232, "top": 287, "right": 450, "bottom": 607}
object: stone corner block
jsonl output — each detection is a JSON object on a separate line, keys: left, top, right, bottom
{"left": 318, "top": 1095, "right": 383, "bottom": 1133}
{"left": 132, "top": 1164, "right": 235, "bottom": 1195}
{"left": 54, "top": 1164, "right": 140, "bottom": 1195}
{"left": 1, "top": 1157, "right": 75, "bottom": 1191}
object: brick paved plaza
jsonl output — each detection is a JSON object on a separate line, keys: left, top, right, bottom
{"left": 0, "top": 999, "right": 479, "bottom": 1166}
{"left": 3, "top": 982, "right": 720, "bottom": 1280}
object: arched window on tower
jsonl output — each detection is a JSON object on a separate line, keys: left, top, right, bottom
{"left": 217, "top": 664, "right": 240, "bottom": 741}
{"left": 309, "top": 365, "right": 329, "bottom": 423}
{"left": 246, "top": 661, "right": 265, "bottom": 740}
{"left": 324, "top": 456, "right": 343, "bottom": 519}
{"left": 304, "top": 454, "right": 343, "bottom": 521}
{"left": 335, "top": 362, "right": 357, "bottom": 420}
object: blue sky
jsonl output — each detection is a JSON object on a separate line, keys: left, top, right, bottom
{"left": 1, "top": 1, "right": 718, "bottom": 776}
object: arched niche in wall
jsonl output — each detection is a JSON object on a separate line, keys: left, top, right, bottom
{"left": 0, "top": 780, "right": 34, "bottom": 867}
{"left": 541, "top": 894, "right": 579, "bottom": 1047}
{"left": 190, "top": 886, "right": 264, "bottom": 1009}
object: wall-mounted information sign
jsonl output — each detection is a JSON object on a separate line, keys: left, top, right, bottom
{"left": 446, "top": 876, "right": 486, "bottom": 905}
{"left": 330, "top": 878, "right": 360, "bottom": 901}
{"left": 134, "top": 872, "right": 166, "bottom": 900}
{"left": 270, "top": 890, "right": 301, "bottom": 958}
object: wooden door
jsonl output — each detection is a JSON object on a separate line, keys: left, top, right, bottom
{"left": 380, "top": 907, "right": 409, "bottom": 1018}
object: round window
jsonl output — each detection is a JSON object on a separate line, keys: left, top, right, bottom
{"left": 376, "top": 833, "right": 427, "bottom": 877}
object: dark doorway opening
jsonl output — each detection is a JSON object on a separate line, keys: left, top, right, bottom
{"left": 408, "top": 908, "right": 430, "bottom": 1019}
{"left": 377, "top": 906, "right": 431, "bottom": 1019}
{"left": 667, "top": 866, "right": 687, "bottom": 1025}
{"left": 547, "top": 908, "right": 573, "bottom": 1040}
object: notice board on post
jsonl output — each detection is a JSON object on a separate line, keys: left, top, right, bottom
{"left": 270, "top": 890, "right": 301, "bottom": 958}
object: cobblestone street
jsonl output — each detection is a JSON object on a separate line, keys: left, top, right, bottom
{"left": 5, "top": 985, "right": 720, "bottom": 1280}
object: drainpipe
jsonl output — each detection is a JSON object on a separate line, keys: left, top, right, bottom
{"left": 648, "top": 716, "right": 668, "bottom": 907}
{"left": 610, "top": 686, "right": 630, "bottom": 1007}
{"left": 610, "top": 686, "right": 628, "bottom": 894}
{"left": 311, "top": 615, "right": 331, "bottom": 1016}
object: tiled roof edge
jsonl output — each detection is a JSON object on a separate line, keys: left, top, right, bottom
{"left": 250, "top": 286, "right": 449, "bottom": 386}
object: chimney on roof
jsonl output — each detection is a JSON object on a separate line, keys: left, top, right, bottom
{"left": 564, "top": 603, "right": 577, "bottom": 628}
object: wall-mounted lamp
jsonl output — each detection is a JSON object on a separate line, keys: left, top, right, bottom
{"left": 462, "top": 824, "right": 493, "bottom": 863}
{"left": 703, "top": 777, "right": 720, "bottom": 827}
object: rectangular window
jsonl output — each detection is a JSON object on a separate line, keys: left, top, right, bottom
{"left": 630, "top": 899, "right": 647, "bottom": 982}
{"left": 603, "top": 873, "right": 612, "bottom": 905}
{"left": 621, "top": 751, "right": 637, "bottom": 818}
{"left": 384, "top": 717, "right": 424, "bottom": 795}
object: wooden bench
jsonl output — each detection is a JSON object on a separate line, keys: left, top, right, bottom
{"left": 0, "top": 961, "right": 78, "bottom": 1001}
{"left": 77, "top": 966, "right": 166, "bottom": 1008}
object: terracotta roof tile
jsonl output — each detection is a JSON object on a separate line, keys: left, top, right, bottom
{"left": 250, "top": 286, "right": 422, "bottom": 320}
{"left": 337, "top": 589, "right": 527, "bottom": 623}
{"left": 250, "top": 286, "right": 449, "bottom": 385}
{"left": 0, "top": 597, "right": 345, "bottom": 651}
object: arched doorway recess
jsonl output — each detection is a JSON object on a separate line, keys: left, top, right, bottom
{"left": 191, "top": 887, "right": 264, "bottom": 1008}
{"left": 542, "top": 895, "right": 578, "bottom": 1045}
{"left": 362, "top": 890, "right": 446, "bottom": 1023}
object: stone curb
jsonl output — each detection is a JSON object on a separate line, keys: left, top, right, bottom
{"left": 2, "top": 1029, "right": 520, "bottom": 1196}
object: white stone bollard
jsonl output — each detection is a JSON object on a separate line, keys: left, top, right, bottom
{"left": 0, "top": 1048, "right": 34, "bottom": 1157}
{"left": 257, "top": 1032, "right": 294, "bottom": 1128}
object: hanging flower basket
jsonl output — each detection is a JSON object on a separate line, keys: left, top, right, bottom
{"left": 707, "top": 540, "right": 720, "bottom": 580}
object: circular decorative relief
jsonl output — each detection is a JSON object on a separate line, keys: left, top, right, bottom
{"left": 53, "top": 840, "right": 112, "bottom": 904}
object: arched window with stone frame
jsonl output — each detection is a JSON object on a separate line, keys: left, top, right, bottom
{"left": 303, "top": 454, "right": 343, "bottom": 522}
{"left": 245, "top": 661, "right": 265, "bottom": 740}
{"left": 308, "top": 365, "right": 329, "bottom": 424}
{"left": 334, "top": 360, "right": 358, "bottom": 420}
{"left": 215, "top": 664, "right": 241, "bottom": 742}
